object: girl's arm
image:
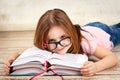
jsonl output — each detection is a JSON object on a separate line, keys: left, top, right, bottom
{"left": 80, "top": 45, "right": 118, "bottom": 76}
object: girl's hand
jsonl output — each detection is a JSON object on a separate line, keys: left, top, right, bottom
{"left": 80, "top": 61, "right": 97, "bottom": 76}
{"left": 4, "top": 49, "right": 27, "bottom": 75}
{"left": 4, "top": 56, "right": 16, "bottom": 75}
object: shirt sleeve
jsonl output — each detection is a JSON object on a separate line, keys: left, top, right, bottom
{"left": 81, "top": 31, "right": 98, "bottom": 54}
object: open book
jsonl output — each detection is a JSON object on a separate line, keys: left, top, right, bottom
{"left": 10, "top": 47, "right": 88, "bottom": 76}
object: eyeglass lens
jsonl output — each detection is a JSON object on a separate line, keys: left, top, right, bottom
{"left": 48, "top": 37, "right": 71, "bottom": 50}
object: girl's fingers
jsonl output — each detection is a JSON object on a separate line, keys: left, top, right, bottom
{"left": 80, "top": 61, "right": 96, "bottom": 76}
{"left": 4, "top": 62, "right": 10, "bottom": 74}
{"left": 81, "top": 61, "right": 92, "bottom": 70}
{"left": 3, "top": 54, "right": 17, "bottom": 75}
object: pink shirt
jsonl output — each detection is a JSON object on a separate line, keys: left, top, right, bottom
{"left": 81, "top": 26, "right": 114, "bottom": 54}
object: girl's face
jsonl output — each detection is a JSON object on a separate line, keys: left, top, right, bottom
{"left": 47, "top": 26, "right": 72, "bottom": 54}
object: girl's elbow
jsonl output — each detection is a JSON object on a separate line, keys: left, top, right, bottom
{"left": 113, "top": 54, "right": 119, "bottom": 66}
{"left": 115, "top": 58, "right": 119, "bottom": 65}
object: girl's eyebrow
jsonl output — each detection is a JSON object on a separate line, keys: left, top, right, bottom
{"left": 48, "top": 39, "right": 55, "bottom": 42}
{"left": 61, "top": 34, "right": 69, "bottom": 37}
{"left": 48, "top": 34, "right": 68, "bottom": 41}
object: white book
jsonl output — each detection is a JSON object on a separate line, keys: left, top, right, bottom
{"left": 10, "top": 46, "right": 88, "bottom": 76}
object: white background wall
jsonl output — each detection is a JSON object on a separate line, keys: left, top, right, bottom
{"left": 0, "top": 0, "right": 120, "bottom": 31}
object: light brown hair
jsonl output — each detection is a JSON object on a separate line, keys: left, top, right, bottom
{"left": 34, "top": 8, "right": 84, "bottom": 54}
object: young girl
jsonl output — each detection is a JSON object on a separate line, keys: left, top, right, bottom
{"left": 4, "top": 8, "right": 119, "bottom": 76}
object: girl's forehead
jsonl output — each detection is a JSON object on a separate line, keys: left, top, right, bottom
{"left": 48, "top": 26, "right": 68, "bottom": 39}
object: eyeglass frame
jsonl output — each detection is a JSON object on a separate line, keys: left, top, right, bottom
{"left": 47, "top": 37, "right": 71, "bottom": 50}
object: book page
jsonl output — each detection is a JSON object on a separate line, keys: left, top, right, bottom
{"left": 48, "top": 53, "right": 88, "bottom": 68}
{"left": 11, "top": 47, "right": 52, "bottom": 66}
